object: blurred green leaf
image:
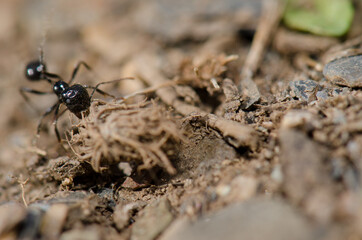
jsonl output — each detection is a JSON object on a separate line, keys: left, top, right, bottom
{"left": 283, "top": 0, "right": 354, "bottom": 37}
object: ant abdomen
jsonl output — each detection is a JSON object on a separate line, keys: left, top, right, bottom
{"left": 61, "top": 84, "right": 91, "bottom": 119}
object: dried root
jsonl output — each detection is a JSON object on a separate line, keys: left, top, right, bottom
{"left": 70, "top": 100, "right": 183, "bottom": 175}
{"left": 178, "top": 54, "right": 238, "bottom": 95}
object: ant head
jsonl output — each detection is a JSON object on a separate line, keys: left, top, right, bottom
{"left": 25, "top": 60, "right": 47, "bottom": 81}
{"left": 53, "top": 81, "right": 69, "bottom": 96}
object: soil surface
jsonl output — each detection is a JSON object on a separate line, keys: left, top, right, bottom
{"left": 0, "top": 1, "right": 361, "bottom": 240}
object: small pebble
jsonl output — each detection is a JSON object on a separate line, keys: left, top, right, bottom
{"left": 114, "top": 201, "right": 147, "bottom": 230}
{"left": 323, "top": 55, "right": 362, "bottom": 88}
{"left": 0, "top": 203, "right": 27, "bottom": 236}
{"left": 316, "top": 89, "right": 329, "bottom": 100}
{"left": 228, "top": 176, "right": 258, "bottom": 201}
{"left": 215, "top": 185, "right": 231, "bottom": 197}
{"left": 289, "top": 79, "right": 320, "bottom": 101}
{"left": 40, "top": 204, "right": 68, "bottom": 240}
{"left": 332, "top": 87, "right": 350, "bottom": 97}
{"left": 119, "top": 162, "right": 133, "bottom": 176}
{"left": 281, "top": 110, "right": 318, "bottom": 129}
{"left": 122, "top": 177, "right": 148, "bottom": 190}
{"left": 131, "top": 198, "right": 174, "bottom": 240}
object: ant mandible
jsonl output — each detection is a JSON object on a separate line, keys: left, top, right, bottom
{"left": 21, "top": 58, "right": 132, "bottom": 142}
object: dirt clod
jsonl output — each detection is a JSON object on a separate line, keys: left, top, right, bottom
{"left": 70, "top": 101, "right": 183, "bottom": 175}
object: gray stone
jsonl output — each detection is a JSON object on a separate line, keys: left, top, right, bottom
{"left": 0, "top": 203, "right": 26, "bottom": 236}
{"left": 332, "top": 87, "right": 350, "bottom": 97}
{"left": 279, "top": 129, "right": 329, "bottom": 203}
{"left": 160, "top": 198, "right": 315, "bottom": 240}
{"left": 289, "top": 79, "right": 320, "bottom": 101}
{"left": 131, "top": 198, "right": 174, "bottom": 240}
{"left": 18, "top": 207, "right": 44, "bottom": 240}
{"left": 323, "top": 55, "right": 362, "bottom": 88}
{"left": 31, "top": 191, "right": 91, "bottom": 209}
{"left": 278, "top": 129, "right": 337, "bottom": 223}
{"left": 114, "top": 201, "right": 147, "bottom": 230}
{"left": 40, "top": 204, "right": 68, "bottom": 240}
{"left": 316, "top": 89, "right": 329, "bottom": 100}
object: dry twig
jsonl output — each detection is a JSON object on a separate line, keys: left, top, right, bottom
{"left": 136, "top": 56, "right": 259, "bottom": 150}
{"left": 239, "top": 0, "right": 285, "bottom": 109}
{"left": 17, "top": 176, "right": 29, "bottom": 207}
{"left": 241, "top": 0, "right": 285, "bottom": 78}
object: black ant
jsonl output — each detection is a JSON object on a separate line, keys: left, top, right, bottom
{"left": 21, "top": 58, "right": 132, "bottom": 142}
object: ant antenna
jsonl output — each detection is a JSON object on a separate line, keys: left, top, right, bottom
{"left": 39, "top": 46, "right": 45, "bottom": 65}
{"left": 37, "top": 43, "right": 63, "bottom": 84}
{"left": 89, "top": 77, "right": 134, "bottom": 100}
{"left": 38, "top": 1, "right": 55, "bottom": 64}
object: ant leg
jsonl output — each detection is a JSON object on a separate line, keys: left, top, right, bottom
{"left": 84, "top": 86, "right": 116, "bottom": 99}
{"left": 53, "top": 105, "right": 70, "bottom": 142}
{"left": 50, "top": 104, "right": 69, "bottom": 142}
{"left": 68, "top": 61, "right": 92, "bottom": 85}
{"left": 53, "top": 104, "right": 62, "bottom": 142}
{"left": 20, "top": 87, "right": 53, "bottom": 112}
{"left": 89, "top": 77, "right": 134, "bottom": 100}
{"left": 20, "top": 87, "right": 52, "bottom": 102}
{"left": 36, "top": 102, "right": 59, "bottom": 136}
{"left": 44, "top": 72, "right": 63, "bottom": 82}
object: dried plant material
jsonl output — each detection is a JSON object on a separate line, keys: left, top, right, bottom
{"left": 178, "top": 54, "right": 238, "bottom": 95}
{"left": 205, "top": 114, "right": 259, "bottom": 151}
{"left": 45, "top": 156, "right": 95, "bottom": 189}
{"left": 182, "top": 112, "right": 258, "bottom": 151}
{"left": 273, "top": 28, "right": 338, "bottom": 54}
{"left": 239, "top": 0, "right": 284, "bottom": 109}
{"left": 70, "top": 100, "right": 183, "bottom": 175}
{"left": 137, "top": 59, "right": 258, "bottom": 151}
{"left": 242, "top": 0, "right": 285, "bottom": 78}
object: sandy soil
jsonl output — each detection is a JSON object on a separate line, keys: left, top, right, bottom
{"left": 0, "top": 0, "right": 361, "bottom": 240}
